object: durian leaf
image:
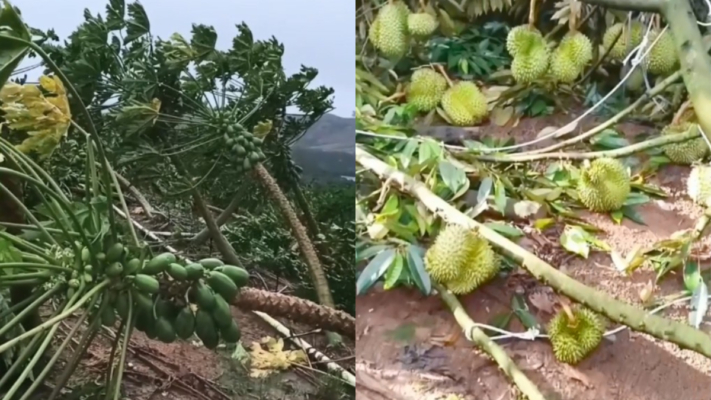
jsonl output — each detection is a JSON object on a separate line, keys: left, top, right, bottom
{"left": 493, "top": 179, "right": 507, "bottom": 214}
{"left": 560, "top": 225, "right": 590, "bottom": 258}
{"left": 438, "top": 160, "right": 467, "bottom": 195}
{"left": 356, "top": 248, "right": 396, "bottom": 296}
{"left": 683, "top": 260, "right": 702, "bottom": 294}
{"left": 382, "top": 253, "right": 404, "bottom": 290}
{"left": 484, "top": 312, "right": 513, "bottom": 336}
{"left": 399, "top": 139, "right": 418, "bottom": 169}
{"left": 621, "top": 205, "right": 646, "bottom": 225}
{"left": 622, "top": 192, "right": 650, "bottom": 206}
{"left": 484, "top": 222, "right": 523, "bottom": 239}
{"left": 477, "top": 177, "right": 493, "bottom": 204}
{"left": 418, "top": 138, "right": 442, "bottom": 166}
{"left": 689, "top": 280, "right": 708, "bottom": 329}
{"left": 406, "top": 244, "right": 430, "bottom": 295}
{"left": 355, "top": 244, "right": 389, "bottom": 263}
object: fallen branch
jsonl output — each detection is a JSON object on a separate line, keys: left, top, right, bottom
{"left": 253, "top": 310, "right": 355, "bottom": 387}
{"left": 191, "top": 195, "right": 242, "bottom": 246}
{"left": 114, "top": 172, "right": 155, "bottom": 218}
{"left": 356, "top": 146, "right": 711, "bottom": 357}
{"left": 436, "top": 283, "right": 547, "bottom": 400}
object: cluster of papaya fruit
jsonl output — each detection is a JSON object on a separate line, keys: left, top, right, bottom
{"left": 218, "top": 117, "right": 267, "bottom": 172}
{"left": 73, "top": 240, "right": 250, "bottom": 349}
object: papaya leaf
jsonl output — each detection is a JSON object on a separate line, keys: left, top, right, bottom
{"left": 0, "top": 0, "right": 30, "bottom": 88}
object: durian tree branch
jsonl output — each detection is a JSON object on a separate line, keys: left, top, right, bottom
{"left": 579, "top": 0, "right": 662, "bottom": 12}
{"left": 436, "top": 283, "right": 547, "bottom": 400}
{"left": 356, "top": 147, "right": 711, "bottom": 358}
{"left": 456, "top": 130, "right": 697, "bottom": 163}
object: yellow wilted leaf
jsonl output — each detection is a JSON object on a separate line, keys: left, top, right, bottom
{"left": 248, "top": 336, "right": 308, "bottom": 378}
{"left": 253, "top": 120, "right": 272, "bottom": 138}
{"left": 489, "top": 106, "right": 514, "bottom": 126}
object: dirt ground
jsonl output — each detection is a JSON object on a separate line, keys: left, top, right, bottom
{"left": 356, "top": 110, "right": 711, "bottom": 400}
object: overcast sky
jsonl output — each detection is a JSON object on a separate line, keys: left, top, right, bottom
{"left": 12, "top": 0, "right": 354, "bottom": 118}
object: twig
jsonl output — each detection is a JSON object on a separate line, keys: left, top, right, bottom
{"left": 356, "top": 147, "right": 711, "bottom": 358}
{"left": 113, "top": 171, "right": 155, "bottom": 217}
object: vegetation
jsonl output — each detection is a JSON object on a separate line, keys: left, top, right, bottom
{"left": 0, "top": 0, "right": 354, "bottom": 398}
{"left": 356, "top": 0, "right": 711, "bottom": 398}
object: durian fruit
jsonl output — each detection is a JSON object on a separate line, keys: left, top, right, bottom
{"left": 547, "top": 306, "right": 604, "bottom": 364}
{"left": 623, "top": 65, "right": 645, "bottom": 92}
{"left": 602, "top": 22, "right": 644, "bottom": 61}
{"left": 507, "top": 26, "right": 550, "bottom": 84}
{"left": 662, "top": 122, "right": 709, "bottom": 164}
{"left": 407, "top": 12, "right": 438, "bottom": 38}
{"left": 577, "top": 157, "right": 630, "bottom": 212}
{"left": 407, "top": 68, "right": 447, "bottom": 112}
{"left": 369, "top": 2, "right": 410, "bottom": 58}
{"left": 549, "top": 32, "right": 593, "bottom": 83}
{"left": 424, "top": 224, "right": 500, "bottom": 295}
{"left": 687, "top": 163, "right": 711, "bottom": 208}
{"left": 643, "top": 29, "right": 678, "bottom": 76}
{"left": 441, "top": 81, "right": 488, "bottom": 126}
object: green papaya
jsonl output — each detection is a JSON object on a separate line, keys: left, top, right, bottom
{"left": 195, "top": 309, "right": 219, "bottom": 350}
{"left": 248, "top": 152, "right": 261, "bottom": 162}
{"left": 68, "top": 278, "right": 80, "bottom": 288}
{"left": 234, "top": 144, "right": 247, "bottom": 156}
{"left": 252, "top": 137, "right": 263, "bottom": 146}
{"left": 220, "top": 319, "right": 241, "bottom": 343}
{"left": 96, "top": 252, "right": 106, "bottom": 262}
{"left": 184, "top": 263, "right": 205, "bottom": 280}
{"left": 242, "top": 158, "right": 252, "bottom": 170}
{"left": 207, "top": 271, "right": 238, "bottom": 301}
{"left": 105, "top": 262, "right": 123, "bottom": 277}
{"left": 198, "top": 258, "right": 224, "bottom": 269}
{"left": 191, "top": 281, "right": 216, "bottom": 310}
{"left": 115, "top": 292, "right": 130, "bottom": 320}
{"left": 214, "top": 265, "right": 250, "bottom": 287}
{"left": 167, "top": 263, "right": 188, "bottom": 281}
{"left": 101, "top": 304, "right": 117, "bottom": 327}
{"left": 133, "top": 274, "right": 160, "bottom": 294}
{"left": 225, "top": 137, "right": 235, "bottom": 146}
{"left": 243, "top": 131, "right": 253, "bottom": 140}
{"left": 133, "top": 290, "right": 154, "bottom": 313}
{"left": 211, "top": 294, "right": 233, "bottom": 328}
{"left": 81, "top": 247, "right": 91, "bottom": 263}
{"left": 106, "top": 243, "right": 124, "bottom": 263}
{"left": 124, "top": 258, "right": 142, "bottom": 276}
{"left": 83, "top": 264, "right": 93, "bottom": 274}
{"left": 143, "top": 253, "right": 176, "bottom": 275}
{"left": 83, "top": 272, "right": 93, "bottom": 283}
{"left": 156, "top": 316, "right": 177, "bottom": 343}
{"left": 174, "top": 307, "right": 196, "bottom": 339}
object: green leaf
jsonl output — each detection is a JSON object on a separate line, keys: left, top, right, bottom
{"left": 191, "top": 24, "right": 218, "bottom": 61}
{"left": 383, "top": 253, "right": 404, "bottom": 290}
{"left": 514, "top": 308, "right": 540, "bottom": 330}
{"left": 407, "top": 244, "right": 431, "bottom": 294}
{"left": 484, "top": 312, "right": 513, "bottom": 336}
{"left": 623, "top": 192, "right": 650, "bottom": 206}
{"left": 124, "top": 2, "right": 150, "bottom": 43}
{"left": 560, "top": 226, "right": 590, "bottom": 258}
{"left": 105, "top": 0, "right": 125, "bottom": 29}
{"left": 590, "top": 129, "right": 629, "bottom": 149}
{"left": 683, "top": 260, "right": 702, "bottom": 294}
{"left": 477, "top": 177, "right": 493, "bottom": 203}
{"left": 400, "top": 139, "right": 418, "bottom": 168}
{"left": 438, "top": 160, "right": 467, "bottom": 194}
{"left": 381, "top": 194, "right": 400, "bottom": 217}
{"left": 484, "top": 222, "right": 523, "bottom": 238}
{"left": 356, "top": 244, "right": 389, "bottom": 263}
{"left": 610, "top": 209, "right": 624, "bottom": 224}
{"left": 418, "top": 138, "right": 442, "bottom": 165}
{"left": 493, "top": 179, "right": 507, "bottom": 213}
{"left": 689, "top": 280, "right": 708, "bottom": 329}
{"left": 621, "top": 206, "right": 645, "bottom": 225}
{"left": 356, "top": 248, "right": 396, "bottom": 295}
{"left": 0, "top": 0, "right": 31, "bottom": 89}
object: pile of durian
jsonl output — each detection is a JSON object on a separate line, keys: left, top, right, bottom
{"left": 424, "top": 224, "right": 500, "bottom": 295}
{"left": 602, "top": 21, "right": 679, "bottom": 76}
{"left": 576, "top": 157, "right": 631, "bottom": 212}
{"left": 369, "top": 1, "right": 438, "bottom": 59}
{"left": 547, "top": 305, "right": 605, "bottom": 364}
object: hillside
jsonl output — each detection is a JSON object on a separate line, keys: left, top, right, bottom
{"left": 291, "top": 113, "right": 355, "bottom": 184}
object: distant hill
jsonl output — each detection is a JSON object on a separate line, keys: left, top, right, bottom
{"left": 290, "top": 113, "right": 354, "bottom": 184}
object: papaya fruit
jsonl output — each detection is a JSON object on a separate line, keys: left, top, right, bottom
{"left": 124, "top": 258, "right": 142, "bottom": 276}
{"left": 191, "top": 281, "right": 216, "bottom": 310}
{"left": 242, "top": 158, "right": 252, "bottom": 170}
{"left": 234, "top": 144, "right": 247, "bottom": 156}
{"left": 84, "top": 264, "right": 93, "bottom": 274}
{"left": 115, "top": 292, "right": 130, "bottom": 320}
{"left": 106, "top": 243, "right": 124, "bottom": 263}
{"left": 133, "top": 274, "right": 160, "bottom": 294}
{"left": 214, "top": 265, "right": 250, "bottom": 287}
{"left": 211, "top": 294, "right": 233, "bottom": 328}
{"left": 220, "top": 319, "right": 241, "bottom": 343}
{"left": 133, "top": 290, "right": 154, "bottom": 313}
{"left": 248, "top": 152, "right": 261, "bottom": 162}
{"left": 252, "top": 137, "right": 263, "bottom": 146}
{"left": 83, "top": 272, "right": 93, "bottom": 283}
{"left": 198, "top": 258, "right": 224, "bottom": 269}
{"left": 68, "top": 279, "right": 80, "bottom": 288}
{"left": 167, "top": 263, "right": 188, "bottom": 281}
{"left": 143, "top": 252, "right": 176, "bottom": 275}
{"left": 156, "top": 316, "right": 177, "bottom": 343}
{"left": 195, "top": 309, "right": 220, "bottom": 350}
{"left": 96, "top": 252, "right": 106, "bottom": 262}
{"left": 101, "top": 304, "right": 117, "bottom": 327}
{"left": 207, "top": 271, "right": 238, "bottom": 301}
{"left": 174, "top": 307, "right": 196, "bottom": 339}
{"left": 81, "top": 247, "right": 91, "bottom": 263}
{"left": 184, "top": 263, "right": 205, "bottom": 280}
{"left": 105, "top": 262, "right": 123, "bottom": 277}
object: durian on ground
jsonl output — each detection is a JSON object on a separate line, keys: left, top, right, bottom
{"left": 369, "top": 2, "right": 410, "bottom": 59}
{"left": 687, "top": 163, "right": 711, "bottom": 208}
{"left": 407, "top": 68, "right": 447, "bottom": 112}
{"left": 440, "top": 81, "right": 488, "bottom": 126}
{"left": 506, "top": 25, "right": 550, "bottom": 84}
{"left": 576, "top": 157, "right": 631, "bottom": 212}
{"left": 549, "top": 32, "right": 593, "bottom": 84}
{"left": 662, "top": 122, "right": 709, "bottom": 164}
{"left": 547, "top": 306, "right": 605, "bottom": 365}
{"left": 424, "top": 224, "right": 500, "bottom": 295}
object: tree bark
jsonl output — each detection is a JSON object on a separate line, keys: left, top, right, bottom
{"left": 190, "top": 191, "right": 242, "bottom": 246}
{"left": 252, "top": 163, "right": 341, "bottom": 343}
{"left": 291, "top": 182, "right": 332, "bottom": 259}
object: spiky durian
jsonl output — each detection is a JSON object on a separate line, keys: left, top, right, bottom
{"left": 687, "top": 164, "right": 711, "bottom": 207}
{"left": 577, "top": 157, "right": 630, "bottom": 212}
{"left": 511, "top": 43, "right": 550, "bottom": 84}
{"left": 506, "top": 25, "right": 543, "bottom": 58}
{"left": 369, "top": 2, "right": 410, "bottom": 58}
{"left": 547, "top": 306, "right": 604, "bottom": 365}
{"left": 424, "top": 224, "right": 500, "bottom": 295}
{"left": 549, "top": 32, "right": 593, "bottom": 83}
{"left": 441, "top": 81, "right": 488, "bottom": 126}
{"left": 624, "top": 66, "right": 645, "bottom": 92}
{"left": 662, "top": 122, "right": 709, "bottom": 164}
{"left": 407, "top": 68, "right": 447, "bottom": 112}
{"left": 407, "top": 13, "right": 438, "bottom": 38}
{"left": 644, "top": 29, "right": 678, "bottom": 76}
{"left": 602, "top": 22, "right": 643, "bottom": 61}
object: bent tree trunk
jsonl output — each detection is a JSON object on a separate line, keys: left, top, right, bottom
{"left": 291, "top": 182, "right": 332, "bottom": 260}
{"left": 252, "top": 163, "right": 342, "bottom": 343}
{"left": 190, "top": 191, "right": 243, "bottom": 246}
{"left": 581, "top": 0, "right": 711, "bottom": 140}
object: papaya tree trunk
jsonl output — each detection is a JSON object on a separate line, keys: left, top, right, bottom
{"left": 580, "top": 0, "right": 711, "bottom": 140}
{"left": 290, "top": 181, "right": 332, "bottom": 259}
{"left": 190, "top": 191, "right": 243, "bottom": 246}
{"left": 233, "top": 287, "right": 354, "bottom": 339}
{"left": 252, "top": 163, "right": 341, "bottom": 344}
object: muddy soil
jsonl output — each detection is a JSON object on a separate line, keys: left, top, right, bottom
{"left": 356, "top": 111, "right": 711, "bottom": 400}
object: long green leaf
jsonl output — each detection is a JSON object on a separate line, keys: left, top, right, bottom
{"left": 0, "top": 0, "right": 30, "bottom": 88}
